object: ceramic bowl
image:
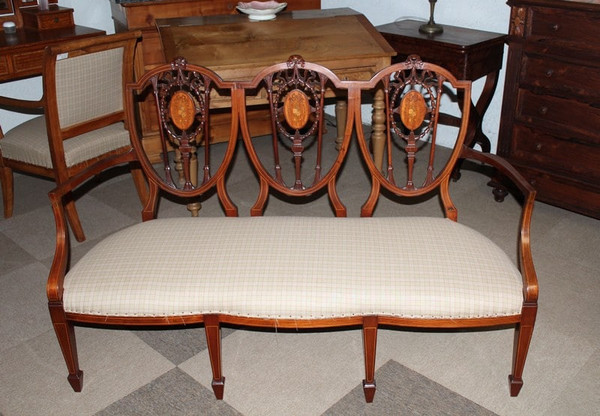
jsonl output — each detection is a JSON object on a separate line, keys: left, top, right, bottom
{"left": 237, "top": 1, "right": 288, "bottom": 21}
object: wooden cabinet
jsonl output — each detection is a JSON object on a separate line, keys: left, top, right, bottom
{"left": 110, "top": 0, "right": 321, "bottom": 161}
{"left": 20, "top": 5, "right": 74, "bottom": 30}
{"left": 498, "top": 0, "right": 600, "bottom": 218}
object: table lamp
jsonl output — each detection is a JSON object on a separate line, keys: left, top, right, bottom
{"left": 419, "top": 0, "right": 444, "bottom": 34}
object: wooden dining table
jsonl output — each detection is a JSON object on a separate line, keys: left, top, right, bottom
{"left": 150, "top": 8, "right": 396, "bottom": 168}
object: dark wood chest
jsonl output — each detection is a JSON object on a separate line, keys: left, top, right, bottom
{"left": 498, "top": 0, "right": 600, "bottom": 218}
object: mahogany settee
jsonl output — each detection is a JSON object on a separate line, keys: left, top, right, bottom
{"left": 46, "top": 54, "right": 538, "bottom": 402}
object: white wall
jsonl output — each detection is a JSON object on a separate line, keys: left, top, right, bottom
{"left": 0, "top": 0, "right": 510, "bottom": 150}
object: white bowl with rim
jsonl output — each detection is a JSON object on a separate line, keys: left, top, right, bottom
{"left": 237, "top": 1, "right": 288, "bottom": 21}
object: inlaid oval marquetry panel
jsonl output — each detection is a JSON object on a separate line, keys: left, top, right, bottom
{"left": 169, "top": 90, "right": 196, "bottom": 130}
{"left": 399, "top": 90, "right": 427, "bottom": 131}
{"left": 283, "top": 89, "right": 310, "bottom": 130}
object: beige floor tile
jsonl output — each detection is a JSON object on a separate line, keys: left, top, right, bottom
{"left": 179, "top": 328, "right": 371, "bottom": 416}
{"left": 0, "top": 262, "right": 51, "bottom": 353}
{"left": 0, "top": 328, "right": 175, "bottom": 416}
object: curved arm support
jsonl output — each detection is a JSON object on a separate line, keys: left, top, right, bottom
{"left": 46, "top": 149, "right": 139, "bottom": 302}
{"left": 460, "top": 146, "right": 539, "bottom": 303}
{"left": 0, "top": 95, "right": 44, "bottom": 115}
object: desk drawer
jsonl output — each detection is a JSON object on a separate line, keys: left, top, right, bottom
{"left": 517, "top": 89, "right": 600, "bottom": 141}
{"left": 12, "top": 50, "right": 44, "bottom": 74}
{"left": 529, "top": 7, "right": 600, "bottom": 45}
{"left": 521, "top": 54, "right": 600, "bottom": 99}
{"left": 0, "top": 55, "right": 9, "bottom": 77}
{"left": 510, "top": 163, "right": 600, "bottom": 218}
{"left": 509, "top": 123, "right": 600, "bottom": 181}
{"left": 21, "top": 6, "right": 74, "bottom": 30}
{"left": 35, "top": 12, "right": 74, "bottom": 30}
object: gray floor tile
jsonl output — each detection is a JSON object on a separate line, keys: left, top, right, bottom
{"left": 324, "top": 359, "right": 498, "bottom": 416}
{"left": 0, "top": 231, "right": 36, "bottom": 274}
{"left": 96, "top": 368, "right": 242, "bottom": 416}
{"left": 134, "top": 326, "right": 237, "bottom": 366}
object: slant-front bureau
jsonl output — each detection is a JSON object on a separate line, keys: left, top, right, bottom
{"left": 497, "top": 0, "right": 600, "bottom": 218}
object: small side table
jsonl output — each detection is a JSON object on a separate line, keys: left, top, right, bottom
{"left": 376, "top": 19, "right": 506, "bottom": 153}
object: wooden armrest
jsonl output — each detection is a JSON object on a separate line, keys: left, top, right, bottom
{"left": 460, "top": 145, "right": 539, "bottom": 303}
{"left": 47, "top": 149, "right": 138, "bottom": 301}
{"left": 460, "top": 145, "right": 535, "bottom": 197}
{"left": 0, "top": 95, "right": 44, "bottom": 115}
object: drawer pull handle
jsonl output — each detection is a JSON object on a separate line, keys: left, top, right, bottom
{"left": 539, "top": 106, "right": 548, "bottom": 115}
{"left": 227, "top": 2, "right": 233, "bottom": 9}
{"left": 54, "top": 18, "right": 59, "bottom": 23}
{"left": 535, "top": 143, "right": 542, "bottom": 151}
{"left": 552, "top": 24, "right": 560, "bottom": 31}
{"left": 545, "top": 69, "right": 554, "bottom": 77}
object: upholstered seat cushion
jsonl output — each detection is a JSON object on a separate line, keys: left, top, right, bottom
{"left": 0, "top": 116, "right": 130, "bottom": 168}
{"left": 63, "top": 216, "right": 524, "bottom": 320}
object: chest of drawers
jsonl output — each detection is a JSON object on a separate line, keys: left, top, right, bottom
{"left": 498, "top": 0, "right": 600, "bottom": 218}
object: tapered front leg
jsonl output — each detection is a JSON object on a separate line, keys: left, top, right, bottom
{"left": 509, "top": 303, "right": 537, "bottom": 396}
{"left": 362, "top": 315, "right": 378, "bottom": 403}
{"left": 48, "top": 302, "right": 83, "bottom": 392}
{"left": 204, "top": 315, "right": 225, "bottom": 399}
{"left": 1, "top": 165, "right": 14, "bottom": 218}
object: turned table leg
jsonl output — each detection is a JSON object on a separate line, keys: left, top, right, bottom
{"left": 334, "top": 99, "right": 347, "bottom": 150}
{"left": 371, "top": 88, "right": 386, "bottom": 173}
{"left": 186, "top": 146, "right": 202, "bottom": 216}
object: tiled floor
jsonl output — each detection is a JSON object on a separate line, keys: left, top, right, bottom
{"left": 1, "top": 137, "right": 599, "bottom": 415}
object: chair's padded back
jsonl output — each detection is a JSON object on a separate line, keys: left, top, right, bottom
{"left": 55, "top": 47, "right": 124, "bottom": 128}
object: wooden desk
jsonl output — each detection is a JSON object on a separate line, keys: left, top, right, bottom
{"left": 377, "top": 20, "right": 506, "bottom": 153}
{"left": 154, "top": 8, "right": 395, "bottom": 165}
{"left": 158, "top": 9, "right": 393, "bottom": 82}
{"left": 111, "top": 0, "right": 320, "bottom": 161}
{"left": 0, "top": 25, "right": 105, "bottom": 82}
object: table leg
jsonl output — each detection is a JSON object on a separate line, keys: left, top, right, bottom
{"left": 187, "top": 146, "right": 202, "bottom": 216}
{"left": 335, "top": 99, "right": 347, "bottom": 150}
{"left": 470, "top": 70, "right": 500, "bottom": 153}
{"left": 371, "top": 88, "right": 386, "bottom": 173}
{"left": 452, "top": 70, "right": 500, "bottom": 180}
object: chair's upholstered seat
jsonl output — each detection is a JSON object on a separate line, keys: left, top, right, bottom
{"left": 0, "top": 117, "right": 130, "bottom": 168}
{"left": 63, "top": 217, "right": 524, "bottom": 320}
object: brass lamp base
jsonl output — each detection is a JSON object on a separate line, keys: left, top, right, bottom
{"left": 419, "top": 22, "right": 444, "bottom": 34}
{"left": 419, "top": 0, "right": 444, "bottom": 35}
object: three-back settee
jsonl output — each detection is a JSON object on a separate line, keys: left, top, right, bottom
{"left": 46, "top": 49, "right": 538, "bottom": 402}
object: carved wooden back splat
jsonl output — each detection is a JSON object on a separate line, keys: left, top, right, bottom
{"left": 125, "top": 57, "right": 239, "bottom": 219}
{"left": 356, "top": 55, "right": 472, "bottom": 219}
{"left": 239, "top": 55, "right": 349, "bottom": 216}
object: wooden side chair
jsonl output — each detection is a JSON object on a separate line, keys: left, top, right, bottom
{"left": 0, "top": 31, "right": 147, "bottom": 241}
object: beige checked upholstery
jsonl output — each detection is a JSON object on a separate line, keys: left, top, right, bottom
{"left": 0, "top": 117, "right": 130, "bottom": 168}
{"left": 63, "top": 217, "right": 523, "bottom": 319}
{"left": 55, "top": 48, "right": 124, "bottom": 128}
